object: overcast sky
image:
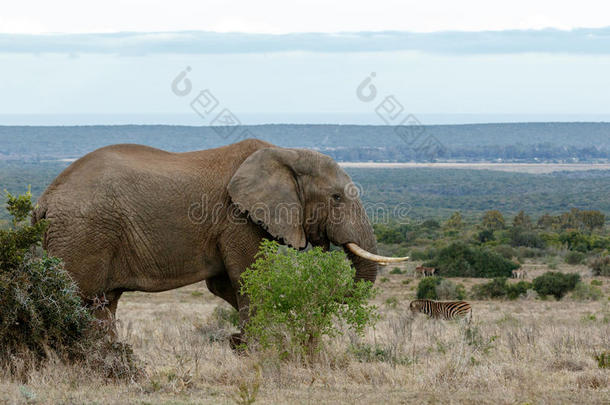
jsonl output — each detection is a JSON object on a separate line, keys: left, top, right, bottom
{"left": 2, "top": 0, "right": 610, "bottom": 33}
{"left": 1, "top": 1, "right": 610, "bottom": 124}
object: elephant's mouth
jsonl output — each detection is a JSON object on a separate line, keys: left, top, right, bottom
{"left": 344, "top": 242, "right": 409, "bottom": 265}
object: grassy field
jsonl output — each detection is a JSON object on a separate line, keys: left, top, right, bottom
{"left": 1, "top": 262, "right": 608, "bottom": 404}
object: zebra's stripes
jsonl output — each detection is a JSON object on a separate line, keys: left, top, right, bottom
{"left": 409, "top": 299, "right": 472, "bottom": 322}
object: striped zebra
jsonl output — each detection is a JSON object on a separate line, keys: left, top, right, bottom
{"left": 409, "top": 299, "right": 472, "bottom": 322}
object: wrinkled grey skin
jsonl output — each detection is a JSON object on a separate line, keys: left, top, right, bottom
{"left": 34, "top": 139, "right": 378, "bottom": 341}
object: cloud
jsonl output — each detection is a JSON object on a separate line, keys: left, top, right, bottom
{"left": 2, "top": 28, "right": 610, "bottom": 55}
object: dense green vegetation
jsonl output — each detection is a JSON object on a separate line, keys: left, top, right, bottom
{"left": 2, "top": 160, "right": 610, "bottom": 225}
{"left": 377, "top": 207, "right": 609, "bottom": 287}
{"left": 349, "top": 168, "right": 610, "bottom": 220}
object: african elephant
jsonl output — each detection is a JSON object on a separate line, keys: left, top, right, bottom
{"left": 33, "top": 139, "right": 406, "bottom": 343}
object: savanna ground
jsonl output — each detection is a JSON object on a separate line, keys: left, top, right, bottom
{"left": 1, "top": 262, "right": 609, "bottom": 404}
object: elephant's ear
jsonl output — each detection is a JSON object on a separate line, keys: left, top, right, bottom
{"left": 228, "top": 147, "right": 307, "bottom": 249}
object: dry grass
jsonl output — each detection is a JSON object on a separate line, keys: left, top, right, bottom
{"left": 1, "top": 267, "right": 609, "bottom": 404}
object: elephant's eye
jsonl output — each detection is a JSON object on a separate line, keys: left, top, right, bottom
{"left": 332, "top": 193, "right": 342, "bottom": 202}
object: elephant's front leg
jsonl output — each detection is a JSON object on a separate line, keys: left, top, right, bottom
{"left": 205, "top": 272, "right": 239, "bottom": 310}
{"left": 219, "top": 226, "right": 266, "bottom": 349}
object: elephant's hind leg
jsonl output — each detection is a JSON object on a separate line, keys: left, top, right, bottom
{"left": 87, "top": 290, "right": 123, "bottom": 340}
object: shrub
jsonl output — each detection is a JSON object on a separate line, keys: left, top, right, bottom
{"left": 1, "top": 191, "right": 91, "bottom": 361}
{"left": 477, "top": 229, "right": 495, "bottom": 243}
{"left": 389, "top": 267, "right": 404, "bottom": 275}
{"left": 435, "top": 279, "right": 466, "bottom": 300}
{"left": 240, "top": 240, "right": 377, "bottom": 358}
{"left": 510, "top": 228, "right": 546, "bottom": 249}
{"left": 516, "top": 246, "right": 544, "bottom": 259}
{"left": 507, "top": 281, "right": 534, "bottom": 300}
{"left": 471, "top": 278, "right": 533, "bottom": 300}
{"left": 559, "top": 231, "right": 592, "bottom": 253}
{"left": 471, "top": 278, "right": 509, "bottom": 299}
{"left": 416, "top": 276, "right": 442, "bottom": 299}
{"left": 571, "top": 282, "right": 603, "bottom": 301}
{"left": 589, "top": 256, "right": 610, "bottom": 277}
{"left": 426, "top": 242, "right": 519, "bottom": 278}
{"left": 533, "top": 271, "right": 581, "bottom": 300}
{"left": 494, "top": 244, "right": 517, "bottom": 259}
{"left": 591, "top": 279, "right": 603, "bottom": 286}
{"left": 0, "top": 191, "right": 140, "bottom": 379}
{"left": 565, "top": 251, "right": 585, "bottom": 265}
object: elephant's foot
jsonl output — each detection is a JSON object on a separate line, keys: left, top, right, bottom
{"left": 229, "top": 333, "right": 247, "bottom": 353}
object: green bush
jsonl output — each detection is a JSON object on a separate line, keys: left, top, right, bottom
{"left": 416, "top": 277, "right": 442, "bottom": 299}
{"left": 389, "top": 267, "right": 404, "bottom": 275}
{"left": 533, "top": 271, "right": 581, "bottom": 300}
{"left": 494, "top": 244, "right": 517, "bottom": 259}
{"left": 434, "top": 279, "right": 466, "bottom": 300}
{"left": 240, "top": 240, "right": 377, "bottom": 358}
{"left": 559, "top": 231, "right": 592, "bottom": 253}
{"left": 516, "top": 246, "right": 544, "bottom": 259}
{"left": 591, "top": 279, "right": 603, "bottom": 286}
{"left": 507, "top": 281, "right": 534, "bottom": 300}
{"left": 477, "top": 229, "right": 495, "bottom": 243}
{"left": 471, "top": 278, "right": 509, "bottom": 299}
{"left": 471, "top": 278, "right": 533, "bottom": 300}
{"left": 589, "top": 256, "right": 610, "bottom": 277}
{"left": 510, "top": 228, "right": 546, "bottom": 249}
{"left": 571, "top": 282, "right": 603, "bottom": 301}
{"left": 426, "top": 242, "right": 519, "bottom": 278}
{"left": 565, "top": 251, "right": 585, "bottom": 265}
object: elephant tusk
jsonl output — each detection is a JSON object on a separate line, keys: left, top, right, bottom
{"left": 345, "top": 243, "right": 409, "bottom": 265}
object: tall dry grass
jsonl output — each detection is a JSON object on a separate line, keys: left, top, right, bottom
{"left": 1, "top": 274, "right": 609, "bottom": 404}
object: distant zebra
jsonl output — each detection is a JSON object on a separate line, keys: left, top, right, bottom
{"left": 409, "top": 299, "right": 472, "bottom": 322}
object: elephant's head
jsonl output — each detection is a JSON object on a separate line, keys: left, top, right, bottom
{"left": 228, "top": 147, "right": 407, "bottom": 283}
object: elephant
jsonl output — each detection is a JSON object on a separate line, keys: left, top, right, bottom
{"left": 33, "top": 138, "right": 407, "bottom": 343}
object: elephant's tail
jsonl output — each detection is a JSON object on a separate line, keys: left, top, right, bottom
{"left": 31, "top": 200, "right": 47, "bottom": 226}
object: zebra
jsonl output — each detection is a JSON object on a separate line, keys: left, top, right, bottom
{"left": 409, "top": 299, "right": 472, "bottom": 322}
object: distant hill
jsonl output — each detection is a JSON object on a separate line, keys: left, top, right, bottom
{"left": 1, "top": 123, "right": 609, "bottom": 162}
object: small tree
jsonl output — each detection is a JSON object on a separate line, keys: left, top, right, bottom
{"left": 482, "top": 210, "right": 505, "bottom": 231}
{"left": 533, "top": 271, "right": 580, "bottom": 300}
{"left": 580, "top": 210, "right": 605, "bottom": 233}
{"left": 445, "top": 211, "right": 463, "bottom": 230}
{"left": 512, "top": 210, "right": 532, "bottom": 230}
{"left": 240, "top": 240, "right": 377, "bottom": 359}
